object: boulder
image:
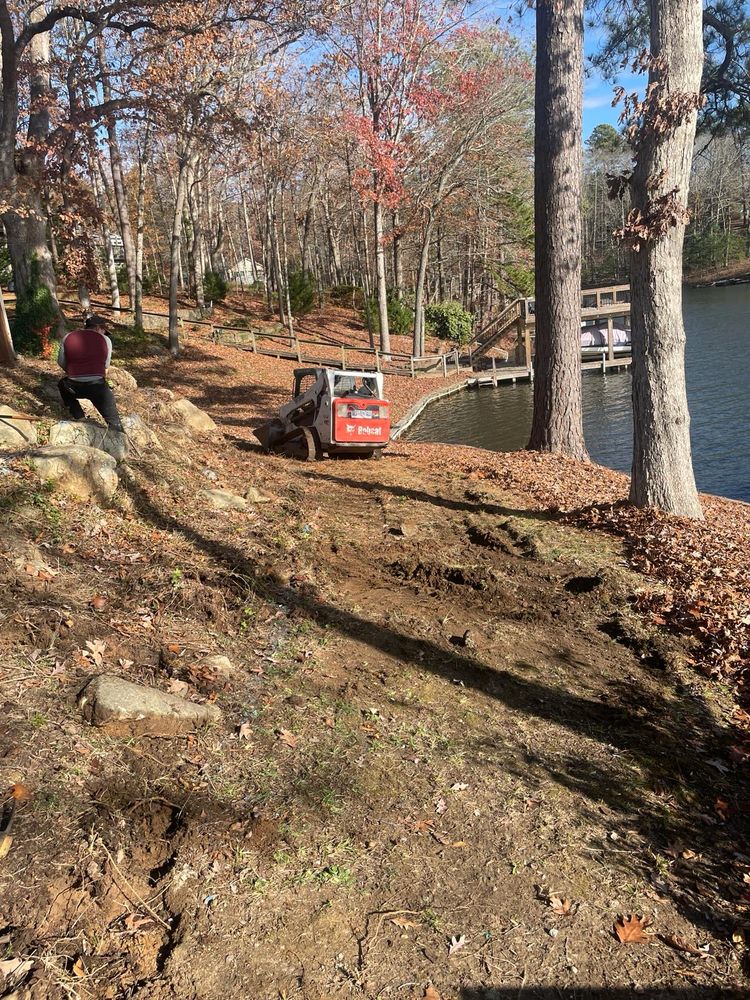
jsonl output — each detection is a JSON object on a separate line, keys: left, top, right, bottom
{"left": 30, "top": 445, "right": 119, "bottom": 501}
{"left": 79, "top": 673, "right": 221, "bottom": 737}
{"left": 49, "top": 420, "right": 128, "bottom": 461}
{"left": 198, "top": 654, "right": 234, "bottom": 677}
{"left": 201, "top": 488, "right": 249, "bottom": 511}
{"left": 170, "top": 398, "right": 217, "bottom": 434}
{"left": 107, "top": 367, "right": 138, "bottom": 392}
{"left": 0, "top": 405, "right": 38, "bottom": 449}
{"left": 121, "top": 414, "right": 162, "bottom": 453}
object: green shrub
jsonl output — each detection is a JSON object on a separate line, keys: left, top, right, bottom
{"left": 363, "top": 293, "right": 414, "bottom": 336}
{"left": 116, "top": 263, "right": 128, "bottom": 294}
{"left": 425, "top": 300, "right": 473, "bottom": 345}
{"left": 11, "top": 256, "right": 59, "bottom": 357}
{"left": 286, "top": 271, "right": 315, "bottom": 316}
{"left": 329, "top": 284, "right": 364, "bottom": 309}
{"left": 203, "top": 269, "right": 228, "bottom": 302}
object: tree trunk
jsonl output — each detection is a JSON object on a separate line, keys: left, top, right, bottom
{"left": 628, "top": 0, "right": 702, "bottom": 517}
{"left": 528, "top": 0, "right": 588, "bottom": 461}
{"left": 90, "top": 151, "right": 121, "bottom": 310}
{"left": 169, "top": 149, "right": 192, "bottom": 357}
{"left": 0, "top": 287, "right": 16, "bottom": 367}
{"left": 413, "top": 213, "right": 434, "bottom": 357}
{"left": 374, "top": 197, "right": 391, "bottom": 356}
{"left": 393, "top": 210, "right": 404, "bottom": 298}
{"left": 188, "top": 164, "right": 205, "bottom": 310}
{"left": 135, "top": 123, "right": 151, "bottom": 329}
{"left": 98, "top": 40, "right": 137, "bottom": 313}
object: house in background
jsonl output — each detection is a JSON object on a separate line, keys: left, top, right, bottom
{"left": 228, "top": 258, "right": 265, "bottom": 287}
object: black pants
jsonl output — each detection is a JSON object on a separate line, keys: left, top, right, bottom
{"left": 58, "top": 377, "right": 124, "bottom": 432}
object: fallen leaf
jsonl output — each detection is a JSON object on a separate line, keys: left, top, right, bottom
{"left": 85, "top": 639, "right": 107, "bottom": 667}
{"left": 391, "top": 916, "right": 418, "bottom": 929}
{"left": 448, "top": 933, "right": 466, "bottom": 955}
{"left": 167, "top": 679, "right": 189, "bottom": 697}
{"left": 0, "top": 834, "right": 12, "bottom": 859}
{"left": 72, "top": 957, "right": 86, "bottom": 977}
{"left": 8, "top": 783, "right": 30, "bottom": 801}
{"left": 450, "top": 783, "right": 468, "bottom": 792}
{"left": 277, "top": 729, "right": 299, "bottom": 749}
{"left": 0, "top": 957, "right": 33, "bottom": 980}
{"left": 614, "top": 914, "right": 653, "bottom": 944}
{"left": 423, "top": 987, "right": 441, "bottom": 1000}
{"left": 549, "top": 895, "right": 575, "bottom": 916}
{"left": 411, "top": 818, "right": 434, "bottom": 834}
{"left": 238, "top": 722, "right": 252, "bottom": 740}
{"left": 435, "top": 797, "right": 447, "bottom": 815}
{"left": 660, "top": 934, "right": 710, "bottom": 958}
{"left": 90, "top": 595, "right": 107, "bottom": 611}
{"left": 124, "top": 912, "right": 155, "bottom": 932}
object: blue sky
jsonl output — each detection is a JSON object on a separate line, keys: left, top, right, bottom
{"left": 489, "top": 1, "right": 642, "bottom": 138}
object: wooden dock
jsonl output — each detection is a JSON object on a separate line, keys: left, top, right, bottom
{"left": 468, "top": 283, "right": 632, "bottom": 368}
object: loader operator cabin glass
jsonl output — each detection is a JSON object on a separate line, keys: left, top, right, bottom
{"left": 333, "top": 374, "right": 379, "bottom": 398}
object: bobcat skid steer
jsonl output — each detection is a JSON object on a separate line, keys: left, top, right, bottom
{"left": 253, "top": 368, "right": 391, "bottom": 461}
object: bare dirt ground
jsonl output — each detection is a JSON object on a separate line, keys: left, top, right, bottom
{"left": 1, "top": 349, "right": 749, "bottom": 1000}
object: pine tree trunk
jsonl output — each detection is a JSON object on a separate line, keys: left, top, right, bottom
{"left": 528, "top": 0, "right": 588, "bottom": 461}
{"left": 628, "top": 0, "right": 702, "bottom": 517}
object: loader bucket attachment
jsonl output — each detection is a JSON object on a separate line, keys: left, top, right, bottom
{"left": 253, "top": 418, "right": 284, "bottom": 451}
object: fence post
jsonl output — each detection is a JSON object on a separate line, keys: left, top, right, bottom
{"left": 296, "top": 338, "right": 302, "bottom": 362}
{"left": 410, "top": 355, "right": 415, "bottom": 378}
{"left": 251, "top": 331, "right": 257, "bottom": 352}
{"left": 492, "top": 354, "right": 497, "bottom": 387}
{"left": 454, "top": 349, "right": 459, "bottom": 373}
{"left": 607, "top": 317, "right": 615, "bottom": 362}
{"left": 441, "top": 354, "right": 447, "bottom": 378}
{"left": 375, "top": 349, "right": 381, "bottom": 372}
{"left": 341, "top": 344, "right": 346, "bottom": 369}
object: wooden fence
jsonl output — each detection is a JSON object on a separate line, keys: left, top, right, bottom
{"left": 38, "top": 297, "right": 463, "bottom": 380}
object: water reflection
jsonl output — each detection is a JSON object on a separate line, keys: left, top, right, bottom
{"left": 407, "top": 284, "right": 750, "bottom": 503}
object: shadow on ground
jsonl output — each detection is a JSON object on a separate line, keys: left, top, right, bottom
{"left": 120, "top": 464, "right": 750, "bottom": 941}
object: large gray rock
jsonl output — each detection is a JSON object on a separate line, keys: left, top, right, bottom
{"left": 0, "top": 405, "right": 38, "bottom": 449}
{"left": 30, "top": 445, "right": 119, "bottom": 500}
{"left": 107, "top": 367, "right": 138, "bottom": 392}
{"left": 49, "top": 420, "right": 128, "bottom": 461}
{"left": 122, "top": 414, "right": 162, "bottom": 453}
{"left": 170, "top": 398, "right": 217, "bottom": 434}
{"left": 201, "top": 488, "right": 248, "bottom": 511}
{"left": 79, "top": 673, "right": 222, "bottom": 737}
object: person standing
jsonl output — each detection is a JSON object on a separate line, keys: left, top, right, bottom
{"left": 57, "top": 315, "right": 124, "bottom": 432}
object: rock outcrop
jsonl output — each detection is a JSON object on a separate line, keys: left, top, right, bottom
{"left": 49, "top": 421, "right": 128, "bottom": 461}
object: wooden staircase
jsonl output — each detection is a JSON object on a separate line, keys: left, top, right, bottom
{"left": 468, "top": 299, "right": 523, "bottom": 359}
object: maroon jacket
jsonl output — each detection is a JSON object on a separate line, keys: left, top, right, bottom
{"left": 57, "top": 328, "right": 112, "bottom": 380}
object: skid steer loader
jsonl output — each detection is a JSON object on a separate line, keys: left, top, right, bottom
{"left": 253, "top": 367, "right": 391, "bottom": 461}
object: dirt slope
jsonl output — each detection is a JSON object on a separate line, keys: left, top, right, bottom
{"left": 0, "top": 359, "right": 748, "bottom": 1000}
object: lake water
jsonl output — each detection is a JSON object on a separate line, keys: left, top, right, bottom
{"left": 406, "top": 284, "right": 750, "bottom": 503}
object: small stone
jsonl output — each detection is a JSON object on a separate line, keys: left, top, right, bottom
{"left": 390, "top": 521, "right": 417, "bottom": 537}
{"left": 201, "top": 489, "right": 249, "bottom": 511}
{"left": 202, "top": 468, "right": 219, "bottom": 481}
{"left": 244, "top": 486, "right": 270, "bottom": 504}
{"left": 0, "top": 405, "right": 38, "bottom": 449}
{"left": 78, "top": 674, "right": 221, "bottom": 737}
{"left": 548, "top": 927, "right": 559, "bottom": 938}
{"left": 198, "top": 654, "right": 234, "bottom": 677}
